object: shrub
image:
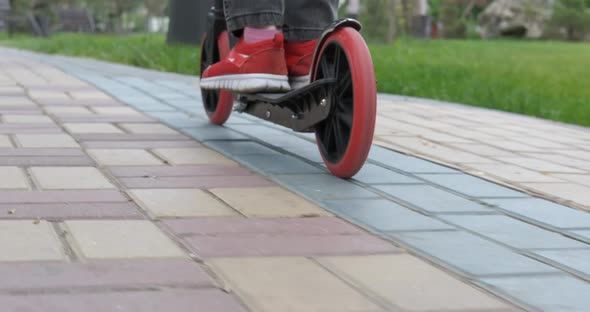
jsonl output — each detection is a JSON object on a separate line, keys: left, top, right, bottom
{"left": 550, "top": 0, "right": 590, "bottom": 41}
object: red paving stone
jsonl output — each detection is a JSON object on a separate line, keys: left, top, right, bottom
{"left": 75, "top": 133, "right": 191, "bottom": 141}
{"left": 184, "top": 234, "right": 399, "bottom": 258}
{"left": 0, "top": 128, "right": 63, "bottom": 134}
{"left": 0, "top": 289, "right": 246, "bottom": 312}
{"left": 108, "top": 165, "right": 251, "bottom": 177}
{"left": 0, "top": 259, "right": 214, "bottom": 290}
{"left": 164, "top": 217, "right": 364, "bottom": 236}
{"left": 0, "top": 203, "right": 142, "bottom": 220}
{"left": 167, "top": 217, "right": 399, "bottom": 257}
{"left": 57, "top": 116, "right": 154, "bottom": 123}
{"left": 0, "top": 149, "right": 86, "bottom": 156}
{"left": 0, "top": 156, "right": 95, "bottom": 166}
{"left": 119, "top": 175, "right": 275, "bottom": 189}
{"left": 0, "top": 124, "right": 60, "bottom": 129}
{"left": 83, "top": 141, "right": 201, "bottom": 149}
{"left": 0, "top": 190, "right": 129, "bottom": 203}
{"left": 36, "top": 99, "right": 123, "bottom": 106}
{"left": 0, "top": 110, "right": 44, "bottom": 115}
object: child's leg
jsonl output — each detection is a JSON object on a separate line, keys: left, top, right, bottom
{"left": 223, "top": 0, "right": 285, "bottom": 35}
{"left": 284, "top": 0, "right": 339, "bottom": 41}
{"left": 283, "top": 0, "right": 339, "bottom": 88}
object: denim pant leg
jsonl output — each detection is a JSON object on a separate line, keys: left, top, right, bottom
{"left": 223, "top": 0, "right": 285, "bottom": 33}
{"left": 223, "top": 0, "right": 338, "bottom": 41}
{"left": 285, "top": 0, "right": 339, "bottom": 41}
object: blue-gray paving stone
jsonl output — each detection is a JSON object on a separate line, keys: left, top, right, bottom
{"left": 182, "top": 127, "right": 248, "bottom": 141}
{"left": 353, "top": 164, "right": 422, "bottom": 185}
{"left": 205, "top": 141, "right": 282, "bottom": 156}
{"left": 418, "top": 174, "right": 528, "bottom": 198}
{"left": 277, "top": 174, "right": 379, "bottom": 201}
{"left": 369, "top": 145, "right": 459, "bottom": 173}
{"left": 158, "top": 117, "right": 206, "bottom": 129}
{"left": 483, "top": 198, "right": 590, "bottom": 229}
{"left": 323, "top": 199, "right": 455, "bottom": 232}
{"left": 279, "top": 145, "right": 324, "bottom": 163}
{"left": 233, "top": 154, "right": 324, "bottom": 175}
{"left": 164, "top": 99, "right": 198, "bottom": 106}
{"left": 228, "top": 124, "right": 290, "bottom": 140}
{"left": 481, "top": 275, "right": 590, "bottom": 312}
{"left": 440, "top": 215, "right": 586, "bottom": 249}
{"left": 136, "top": 105, "right": 177, "bottom": 112}
{"left": 390, "top": 231, "right": 558, "bottom": 276}
{"left": 571, "top": 230, "right": 590, "bottom": 242}
{"left": 535, "top": 249, "right": 590, "bottom": 278}
{"left": 152, "top": 93, "right": 192, "bottom": 101}
{"left": 376, "top": 184, "right": 492, "bottom": 213}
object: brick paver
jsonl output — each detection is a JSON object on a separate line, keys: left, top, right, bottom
{"left": 375, "top": 96, "right": 590, "bottom": 211}
{"left": 7, "top": 49, "right": 585, "bottom": 311}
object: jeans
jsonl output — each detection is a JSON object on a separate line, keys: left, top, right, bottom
{"left": 223, "top": 0, "right": 339, "bottom": 41}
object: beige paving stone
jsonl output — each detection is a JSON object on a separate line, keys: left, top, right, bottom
{"left": 93, "top": 107, "right": 141, "bottom": 116}
{"left": 64, "top": 123, "right": 123, "bottom": 134}
{"left": 464, "top": 163, "right": 563, "bottom": 183}
{"left": 87, "top": 149, "right": 163, "bottom": 166}
{"left": 551, "top": 174, "right": 590, "bottom": 187}
{"left": 319, "top": 254, "right": 512, "bottom": 311}
{"left": 2, "top": 115, "right": 54, "bottom": 124}
{"left": 0, "top": 220, "right": 65, "bottom": 261}
{"left": 521, "top": 183, "right": 590, "bottom": 207}
{"left": 69, "top": 91, "right": 113, "bottom": 100}
{"left": 0, "top": 167, "right": 30, "bottom": 189}
{"left": 128, "top": 189, "right": 237, "bottom": 217}
{"left": 208, "top": 257, "right": 382, "bottom": 312}
{"left": 153, "top": 148, "right": 237, "bottom": 166}
{"left": 0, "top": 96, "right": 35, "bottom": 106}
{"left": 556, "top": 150, "right": 590, "bottom": 162}
{"left": 15, "top": 134, "right": 80, "bottom": 148}
{"left": 484, "top": 140, "right": 543, "bottom": 152}
{"left": 28, "top": 90, "right": 70, "bottom": 100}
{"left": 30, "top": 167, "right": 115, "bottom": 190}
{"left": 496, "top": 157, "right": 584, "bottom": 174}
{"left": 120, "top": 123, "right": 179, "bottom": 134}
{"left": 210, "top": 187, "right": 330, "bottom": 218}
{"left": 524, "top": 153, "right": 590, "bottom": 171}
{"left": 0, "top": 135, "right": 13, "bottom": 148}
{"left": 510, "top": 137, "right": 571, "bottom": 149}
{"left": 380, "top": 137, "right": 494, "bottom": 164}
{"left": 45, "top": 106, "right": 94, "bottom": 115}
{"left": 449, "top": 143, "right": 517, "bottom": 157}
{"left": 65, "top": 220, "right": 186, "bottom": 259}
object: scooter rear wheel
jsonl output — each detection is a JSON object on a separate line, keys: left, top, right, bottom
{"left": 313, "top": 27, "right": 376, "bottom": 178}
{"left": 200, "top": 32, "right": 233, "bottom": 125}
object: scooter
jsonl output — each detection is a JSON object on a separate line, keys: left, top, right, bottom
{"left": 200, "top": 0, "right": 376, "bottom": 178}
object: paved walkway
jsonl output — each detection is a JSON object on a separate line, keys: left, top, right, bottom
{"left": 374, "top": 95, "right": 590, "bottom": 212}
{"left": 0, "top": 48, "right": 589, "bottom": 311}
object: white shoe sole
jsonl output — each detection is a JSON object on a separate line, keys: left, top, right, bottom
{"left": 290, "top": 75, "right": 310, "bottom": 90}
{"left": 200, "top": 74, "right": 291, "bottom": 93}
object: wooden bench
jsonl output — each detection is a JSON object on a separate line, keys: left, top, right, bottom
{"left": 57, "top": 8, "right": 95, "bottom": 33}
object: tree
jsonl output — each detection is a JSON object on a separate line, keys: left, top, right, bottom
{"left": 550, "top": 0, "right": 590, "bottom": 40}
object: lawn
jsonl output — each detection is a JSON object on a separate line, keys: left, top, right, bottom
{"left": 1, "top": 33, "right": 589, "bottom": 126}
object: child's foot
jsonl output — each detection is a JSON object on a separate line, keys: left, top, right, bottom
{"left": 285, "top": 39, "right": 317, "bottom": 89}
{"left": 200, "top": 33, "right": 290, "bottom": 93}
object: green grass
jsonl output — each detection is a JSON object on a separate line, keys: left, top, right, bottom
{"left": 1, "top": 33, "right": 589, "bottom": 126}
{"left": 0, "top": 33, "right": 199, "bottom": 75}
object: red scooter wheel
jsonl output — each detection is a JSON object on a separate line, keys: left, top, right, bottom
{"left": 200, "top": 31, "right": 233, "bottom": 125}
{"left": 313, "top": 27, "right": 377, "bottom": 178}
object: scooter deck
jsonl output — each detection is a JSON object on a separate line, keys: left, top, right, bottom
{"left": 237, "top": 78, "right": 336, "bottom": 132}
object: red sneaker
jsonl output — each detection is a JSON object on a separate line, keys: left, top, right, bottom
{"left": 285, "top": 40, "right": 317, "bottom": 89}
{"left": 200, "top": 34, "right": 290, "bottom": 93}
